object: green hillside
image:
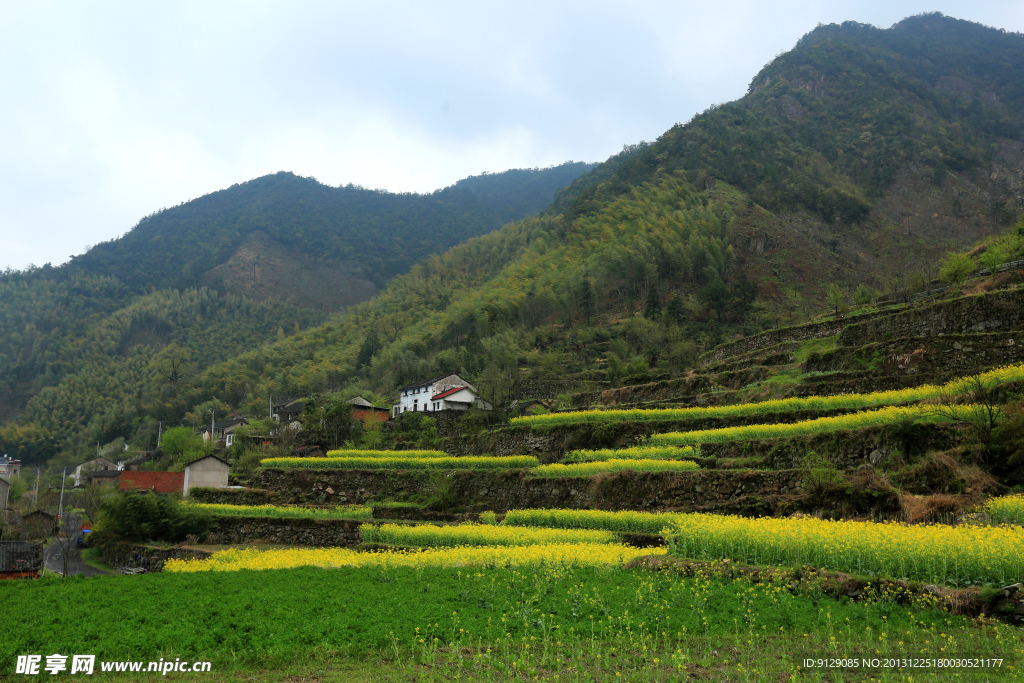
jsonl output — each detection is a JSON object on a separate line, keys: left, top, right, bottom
{"left": 0, "top": 164, "right": 592, "bottom": 429}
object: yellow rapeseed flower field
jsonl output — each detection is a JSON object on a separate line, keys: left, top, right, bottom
{"left": 361, "top": 522, "right": 618, "bottom": 547}
{"left": 510, "top": 363, "right": 1024, "bottom": 427}
{"left": 533, "top": 459, "right": 700, "bottom": 477}
{"left": 564, "top": 445, "right": 700, "bottom": 462}
{"left": 665, "top": 513, "right": 1024, "bottom": 586}
{"left": 985, "top": 494, "right": 1024, "bottom": 526}
{"left": 503, "top": 508, "right": 679, "bottom": 535}
{"left": 647, "top": 404, "right": 945, "bottom": 446}
{"left": 323, "top": 449, "right": 445, "bottom": 458}
{"left": 163, "top": 543, "right": 662, "bottom": 573}
{"left": 260, "top": 455, "right": 538, "bottom": 469}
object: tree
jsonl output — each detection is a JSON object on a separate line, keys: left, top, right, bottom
{"left": 300, "top": 394, "right": 355, "bottom": 450}
{"left": 159, "top": 426, "right": 207, "bottom": 464}
{"left": 937, "top": 250, "right": 975, "bottom": 284}
{"left": 853, "top": 284, "right": 874, "bottom": 306}
{"left": 929, "top": 373, "right": 1005, "bottom": 460}
{"left": 643, "top": 284, "right": 662, "bottom": 320}
{"left": 825, "top": 283, "right": 847, "bottom": 316}
{"left": 665, "top": 295, "right": 687, "bottom": 326}
{"left": 356, "top": 329, "right": 382, "bottom": 368}
{"left": 148, "top": 343, "right": 197, "bottom": 387}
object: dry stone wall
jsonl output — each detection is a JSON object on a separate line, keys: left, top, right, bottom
{"left": 806, "top": 332, "right": 1024, "bottom": 376}
{"left": 246, "top": 467, "right": 809, "bottom": 515}
{"left": 700, "top": 309, "right": 896, "bottom": 364}
{"left": 701, "top": 423, "right": 963, "bottom": 470}
{"left": 206, "top": 517, "right": 364, "bottom": 547}
{"left": 839, "top": 288, "right": 1024, "bottom": 347}
{"left": 446, "top": 408, "right": 881, "bottom": 459}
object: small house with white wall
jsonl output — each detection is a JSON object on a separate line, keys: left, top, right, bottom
{"left": 391, "top": 374, "right": 493, "bottom": 417}
{"left": 74, "top": 456, "right": 118, "bottom": 486}
{"left": 182, "top": 455, "right": 230, "bottom": 496}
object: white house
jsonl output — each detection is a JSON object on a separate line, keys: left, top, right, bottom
{"left": 182, "top": 455, "right": 230, "bottom": 496}
{"left": 391, "top": 374, "right": 493, "bottom": 417}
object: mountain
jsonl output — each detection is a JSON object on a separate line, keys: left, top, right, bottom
{"left": 6, "top": 13, "right": 1024, "bottom": 468}
{"left": 554, "top": 15, "right": 1024, "bottom": 272}
{"left": 0, "top": 164, "right": 594, "bottom": 437}
{"left": 68, "top": 163, "right": 596, "bottom": 308}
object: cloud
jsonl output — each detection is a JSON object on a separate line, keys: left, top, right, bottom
{"left": 1, "top": 1, "right": 1022, "bottom": 270}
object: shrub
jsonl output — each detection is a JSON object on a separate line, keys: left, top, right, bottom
{"left": 96, "top": 491, "right": 211, "bottom": 543}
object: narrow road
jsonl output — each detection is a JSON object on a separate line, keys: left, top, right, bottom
{"left": 43, "top": 539, "right": 111, "bottom": 576}
{"left": 43, "top": 513, "right": 111, "bottom": 576}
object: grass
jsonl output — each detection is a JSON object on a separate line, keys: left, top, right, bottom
{"left": 79, "top": 547, "right": 116, "bottom": 573}
{"left": 1, "top": 564, "right": 1020, "bottom": 681}
{"left": 793, "top": 335, "right": 839, "bottom": 363}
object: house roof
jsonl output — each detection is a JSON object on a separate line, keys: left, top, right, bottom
{"left": 398, "top": 375, "right": 450, "bottom": 392}
{"left": 213, "top": 417, "right": 248, "bottom": 430}
{"left": 273, "top": 399, "right": 306, "bottom": 412}
{"left": 433, "top": 385, "right": 470, "bottom": 400}
{"left": 346, "top": 396, "right": 375, "bottom": 408}
{"left": 0, "top": 542, "right": 43, "bottom": 573}
{"left": 183, "top": 454, "right": 231, "bottom": 469}
{"left": 86, "top": 470, "right": 122, "bottom": 479}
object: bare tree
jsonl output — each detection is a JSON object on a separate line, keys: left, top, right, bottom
{"left": 928, "top": 373, "right": 1005, "bottom": 460}
{"left": 52, "top": 512, "right": 81, "bottom": 577}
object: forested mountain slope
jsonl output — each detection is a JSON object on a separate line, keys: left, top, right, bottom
{"left": 553, "top": 14, "right": 1024, "bottom": 279}
{"left": 0, "top": 164, "right": 592, "bottom": 426}
{"left": 70, "top": 163, "right": 595, "bottom": 300}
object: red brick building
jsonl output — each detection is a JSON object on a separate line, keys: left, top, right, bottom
{"left": 119, "top": 471, "right": 185, "bottom": 495}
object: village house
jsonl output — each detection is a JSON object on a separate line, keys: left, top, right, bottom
{"left": 271, "top": 400, "right": 305, "bottom": 429}
{"left": 391, "top": 374, "right": 493, "bottom": 418}
{"left": 347, "top": 396, "right": 390, "bottom": 425}
{"left": 0, "top": 477, "right": 9, "bottom": 510}
{"left": 119, "top": 471, "right": 185, "bottom": 495}
{"left": 182, "top": 455, "right": 230, "bottom": 496}
{"left": 0, "top": 542, "right": 43, "bottom": 580}
{"left": 0, "top": 455, "right": 21, "bottom": 479}
{"left": 201, "top": 416, "right": 249, "bottom": 447}
{"left": 73, "top": 456, "right": 118, "bottom": 486}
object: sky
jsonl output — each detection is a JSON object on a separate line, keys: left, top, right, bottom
{"left": 2, "top": 1, "right": 1023, "bottom": 271}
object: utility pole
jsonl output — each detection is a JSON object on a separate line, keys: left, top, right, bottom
{"left": 157, "top": 421, "right": 162, "bottom": 448}
{"left": 34, "top": 468, "right": 40, "bottom": 508}
{"left": 57, "top": 468, "right": 67, "bottom": 522}
{"left": 210, "top": 409, "right": 215, "bottom": 445}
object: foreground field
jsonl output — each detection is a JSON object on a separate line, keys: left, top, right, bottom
{"left": 3, "top": 563, "right": 1022, "bottom": 681}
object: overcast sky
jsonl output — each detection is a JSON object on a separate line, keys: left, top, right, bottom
{"left": 2, "top": 1, "right": 1022, "bottom": 271}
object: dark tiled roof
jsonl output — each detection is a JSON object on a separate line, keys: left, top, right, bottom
{"left": 0, "top": 542, "right": 43, "bottom": 573}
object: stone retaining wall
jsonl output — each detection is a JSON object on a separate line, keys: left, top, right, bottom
{"left": 839, "top": 288, "right": 1024, "bottom": 347}
{"left": 245, "top": 467, "right": 812, "bottom": 515}
{"left": 99, "top": 544, "right": 212, "bottom": 573}
{"left": 700, "top": 309, "right": 897, "bottom": 364}
{"left": 806, "top": 332, "right": 1024, "bottom": 376}
{"left": 701, "top": 423, "right": 963, "bottom": 470}
{"left": 446, "top": 408, "right": 882, "bottom": 459}
{"left": 205, "top": 517, "right": 365, "bottom": 547}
